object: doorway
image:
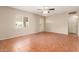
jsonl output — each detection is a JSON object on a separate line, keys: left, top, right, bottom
{"left": 68, "top": 15, "right": 78, "bottom": 36}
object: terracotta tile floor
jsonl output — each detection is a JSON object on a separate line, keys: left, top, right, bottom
{"left": 0, "top": 32, "right": 79, "bottom": 52}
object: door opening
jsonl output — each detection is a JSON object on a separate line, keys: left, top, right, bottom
{"left": 68, "top": 14, "right": 78, "bottom": 36}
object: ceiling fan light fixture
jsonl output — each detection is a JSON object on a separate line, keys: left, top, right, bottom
{"left": 43, "top": 10, "right": 48, "bottom": 14}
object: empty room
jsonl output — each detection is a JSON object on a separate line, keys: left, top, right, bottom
{"left": 0, "top": 6, "right": 79, "bottom": 52}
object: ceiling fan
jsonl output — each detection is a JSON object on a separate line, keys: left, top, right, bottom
{"left": 37, "top": 7, "right": 55, "bottom": 15}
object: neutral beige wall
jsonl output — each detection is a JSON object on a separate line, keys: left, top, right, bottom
{"left": 0, "top": 7, "right": 43, "bottom": 40}
{"left": 46, "top": 13, "right": 68, "bottom": 34}
{"left": 78, "top": 16, "right": 79, "bottom": 36}
{"left": 46, "top": 13, "right": 79, "bottom": 36}
{"left": 0, "top": 7, "right": 79, "bottom": 40}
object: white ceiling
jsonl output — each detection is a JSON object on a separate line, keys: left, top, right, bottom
{"left": 10, "top": 6, "right": 79, "bottom": 16}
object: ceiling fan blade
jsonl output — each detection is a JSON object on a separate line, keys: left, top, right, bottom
{"left": 49, "top": 8, "right": 55, "bottom": 10}
{"left": 68, "top": 11, "right": 77, "bottom": 14}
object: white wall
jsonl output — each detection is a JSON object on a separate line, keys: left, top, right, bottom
{"left": 0, "top": 7, "right": 43, "bottom": 40}
{"left": 46, "top": 13, "right": 68, "bottom": 34}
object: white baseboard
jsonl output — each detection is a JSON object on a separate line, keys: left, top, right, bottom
{"left": 0, "top": 31, "right": 41, "bottom": 40}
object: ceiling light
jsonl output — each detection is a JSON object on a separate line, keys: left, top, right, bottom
{"left": 37, "top": 7, "right": 55, "bottom": 16}
{"left": 43, "top": 10, "right": 48, "bottom": 14}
